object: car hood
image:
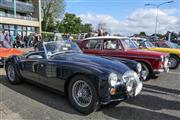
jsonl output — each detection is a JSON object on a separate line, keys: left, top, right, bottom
{"left": 52, "top": 53, "right": 130, "bottom": 74}
{"left": 146, "top": 47, "right": 180, "bottom": 55}
{"left": 126, "top": 48, "right": 168, "bottom": 58}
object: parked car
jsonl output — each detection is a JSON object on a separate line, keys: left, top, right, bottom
{"left": 0, "top": 48, "right": 25, "bottom": 65}
{"left": 152, "top": 41, "right": 180, "bottom": 49}
{"left": 78, "top": 36, "right": 169, "bottom": 80}
{"left": 5, "top": 41, "right": 142, "bottom": 114}
{"left": 170, "top": 39, "right": 180, "bottom": 46}
{"left": 130, "top": 37, "right": 146, "bottom": 46}
{"left": 139, "top": 40, "right": 180, "bottom": 69}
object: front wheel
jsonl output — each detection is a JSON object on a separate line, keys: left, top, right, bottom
{"left": 169, "top": 55, "right": 179, "bottom": 69}
{"left": 6, "top": 63, "right": 22, "bottom": 84}
{"left": 68, "top": 75, "right": 100, "bottom": 114}
{"left": 141, "top": 63, "right": 150, "bottom": 80}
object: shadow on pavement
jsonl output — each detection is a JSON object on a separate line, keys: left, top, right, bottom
{"left": 1, "top": 75, "right": 83, "bottom": 116}
{"left": 103, "top": 106, "right": 180, "bottom": 120}
{"left": 1, "top": 74, "right": 180, "bottom": 119}
{"left": 126, "top": 94, "right": 180, "bottom": 111}
{"left": 143, "top": 84, "right": 180, "bottom": 95}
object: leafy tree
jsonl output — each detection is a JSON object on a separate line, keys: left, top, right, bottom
{"left": 139, "top": 32, "right": 146, "bottom": 37}
{"left": 41, "top": 0, "right": 65, "bottom": 31}
{"left": 60, "top": 13, "right": 82, "bottom": 34}
{"left": 82, "top": 23, "right": 93, "bottom": 33}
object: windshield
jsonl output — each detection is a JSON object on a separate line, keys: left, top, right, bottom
{"left": 43, "top": 41, "right": 82, "bottom": 58}
{"left": 122, "top": 38, "right": 139, "bottom": 49}
{"left": 144, "top": 41, "right": 155, "bottom": 48}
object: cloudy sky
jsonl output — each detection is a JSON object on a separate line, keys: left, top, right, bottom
{"left": 66, "top": 0, "right": 180, "bottom": 35}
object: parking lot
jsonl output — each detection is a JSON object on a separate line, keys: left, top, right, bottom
{"left": 0, "top": 67, "right": 180, "bottom": 120}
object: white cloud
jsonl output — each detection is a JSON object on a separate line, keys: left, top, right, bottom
{"left": 78, "top": 8, "right": 180, "bottom": 35}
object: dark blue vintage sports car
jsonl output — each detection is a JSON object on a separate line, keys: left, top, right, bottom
{"left": 5, "top": 41, "right": 142, "bottom": 114}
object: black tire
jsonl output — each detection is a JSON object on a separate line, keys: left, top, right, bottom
{"left": 68, "top": 75, "right": 100, "bottom": 114}
{"left": 6, "top": 62, "right": 22, "bottom": 84}
{"left": 141, "top": 63, "right": 151, "bottom": 80}
{"left": 169, "top": 55, "right": 179, "bottom": 69}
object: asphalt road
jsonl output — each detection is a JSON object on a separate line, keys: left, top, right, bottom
{"left": 0, "top": 67, "right": 180, "bottom": 120}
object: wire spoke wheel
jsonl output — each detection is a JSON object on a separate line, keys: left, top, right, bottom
{"left": 7, "top": 64, "right": 15, "bottom": 82}
{"left": 169, "top": 57, "right": 178, "bottom": 68}
{"left": 72, "top": 80, "right": 92, "bottom": 107}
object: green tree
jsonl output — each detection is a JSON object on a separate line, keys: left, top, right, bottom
{"left": 61, "top": 13, "right": 83, "bottom": 34}
{"left": 82, "top": 23, "right": 93, "bottom": 33}
{"left": 139, "top": 32, "right": 146, "bottom": 37}
{"left": 41, "top": 0, "right": 65, "bottom": 31}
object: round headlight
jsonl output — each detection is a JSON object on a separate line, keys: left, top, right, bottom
{"left": 108, "top": 73, "right": 118, "bottom": 87}
{"left": 137, "top": 63, "right": 142, "bottom": 72}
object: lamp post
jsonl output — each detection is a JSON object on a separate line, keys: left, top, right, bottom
{"left": 145, "top": 1, "right": 174, "bottom": 36}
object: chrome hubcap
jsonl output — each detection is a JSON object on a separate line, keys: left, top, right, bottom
{"left": 141, "top": 65, "right": 149, "bottom": 80}
{"left": 72, "top": 80, "right": 92, "bottom": 107}
{"left": 169, "top": 58, "right": 177, "bottom": 68}
{"left": 7, "top": 65, "right": 15, "bottom": 82}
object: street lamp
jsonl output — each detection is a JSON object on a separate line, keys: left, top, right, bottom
{"left": 145, "top": 1, "right": 174, "bottom": 36}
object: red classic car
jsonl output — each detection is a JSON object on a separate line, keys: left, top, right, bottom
{"left": 78, "top": 36, "right": 169, "bottom": 80}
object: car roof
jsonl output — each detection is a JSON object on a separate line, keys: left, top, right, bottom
{"left": 84, "top": 36, "right": 128, "bottom": 40}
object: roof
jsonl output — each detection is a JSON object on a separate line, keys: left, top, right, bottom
{"left": 84, "top": 36, "right": 128, "bottom": 40}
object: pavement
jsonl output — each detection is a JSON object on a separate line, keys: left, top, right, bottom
{"left": 0, "top": 66, "right": 180, "bottom": 120}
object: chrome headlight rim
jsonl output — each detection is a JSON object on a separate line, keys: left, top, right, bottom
{"left": 122, "top": 71, "right": 140, "bottom": 83}
{"left": 108, "top": 72, "right": 118, "bottom": 87}
{"left": 160, "top": 56, "right": 164, "bottom": 62}
{"left": 137, "top": 63, "right": 142, "bottom": 73}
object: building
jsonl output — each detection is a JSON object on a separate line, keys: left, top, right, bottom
{"left": 0, "top": 0, "right": 41, "bottom": 37}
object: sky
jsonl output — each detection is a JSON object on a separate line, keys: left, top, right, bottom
{"left": 65, "top": 0, "right": 180, "bottom": 35}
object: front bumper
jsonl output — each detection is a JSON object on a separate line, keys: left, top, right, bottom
{"left": 101, "top": 81, "right": 143, "bottom": 105}
{"left": 153, "top": 62, "right": 170, "bottom": 74}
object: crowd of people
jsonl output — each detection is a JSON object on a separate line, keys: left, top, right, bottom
{"left": 0, "top": 30, "right": 42, "bottom": 49}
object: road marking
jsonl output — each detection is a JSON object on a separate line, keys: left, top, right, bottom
{"left": 168, "top": 71, "right": 180, "bottom": 75}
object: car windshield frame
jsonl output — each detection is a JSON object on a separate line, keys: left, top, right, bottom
{"left": 121, "top": 38, "right": 139, "bottom": 49}
{"left": 43, "top": 40, "right": 82, "bottom": 59}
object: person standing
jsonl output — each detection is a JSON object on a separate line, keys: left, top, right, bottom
{"left": 23, "top": 34, "right": 29, "bottom": 48}
{"left": 0, "top": 30, "right": 5, "bottom": 47}
{"left": 4, "top": 31, "right": 10, "bottom": 48}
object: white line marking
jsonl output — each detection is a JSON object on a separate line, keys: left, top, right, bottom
{"left": 168, "top": 71, "right": 180, "bottom": 75}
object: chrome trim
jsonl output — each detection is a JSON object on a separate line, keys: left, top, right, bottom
{"left": 101, "top": 98, "right": 125, "bottom": 105}
{"left": 153, "top": 69, "right": 164, "bottom": 73}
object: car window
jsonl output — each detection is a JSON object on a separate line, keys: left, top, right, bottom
{"left": 103, "top": 39, "right": 117, "bottom": 50}
{"left": 85, "top": 39, "right": 101, "bottom": 49}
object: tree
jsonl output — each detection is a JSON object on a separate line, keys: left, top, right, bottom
{"left": 139, "top": 32, "right": 146, "bottom": 37}
{"left": 60, "top": 13, "right": 83, "bottom": 34}
{"left": 81, "top": 23, "right": 93, "bottom": 33}
{"left": 41, "top": 0, "right": 65, "bottom": 31}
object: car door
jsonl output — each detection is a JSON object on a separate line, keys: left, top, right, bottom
{"left": 82, "top": 39, "right": 102, "bottom": 55}
{"left": 38, "top": 59, "right": 65, "bottom": 92}
{"left": 101, "top": 39, "right": 126, "bottom": 57}
{"left": 20, "top": 53, "right": 44, "bottom": 81}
